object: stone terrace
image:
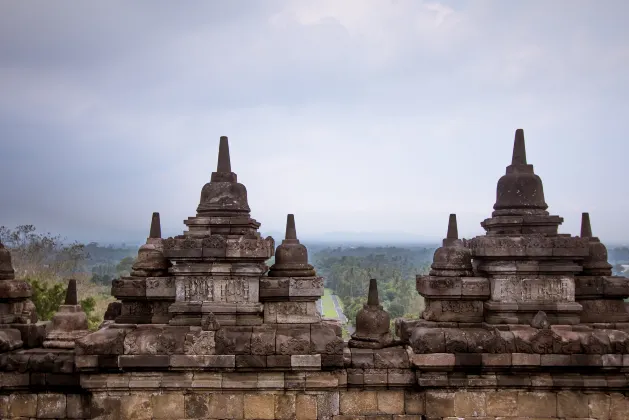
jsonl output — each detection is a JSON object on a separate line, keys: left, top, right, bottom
{"left": 1, "top": 131, "right": 629, "bottom": 420}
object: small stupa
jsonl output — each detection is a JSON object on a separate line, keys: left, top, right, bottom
{"left": 416, "top": 214, "right": 487, "bottom": 322}
{"left": 43, "top": 279, "right": 90, "bottom": 349}
{"left": 574, "top": 212, "right": 629, "bottom": 323}
{"left": 348, "top": 279, "right": 393, "bottom": 349}
{"left": 112, "top": 212, "right": 174, "bottom": 324}
{"left": 268, "top": 214, "right": 316, "bottom": 277}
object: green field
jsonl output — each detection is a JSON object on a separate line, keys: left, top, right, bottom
{"left": 321, "top": 288, "right": 339, "bottom": 319}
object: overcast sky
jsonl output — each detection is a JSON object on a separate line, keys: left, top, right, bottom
{"left": 1, "top": 1, "right": 628, "bottom": 245}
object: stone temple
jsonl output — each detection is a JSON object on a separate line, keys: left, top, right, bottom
{"left": 1, "top": 130, "right": 629, "bottom": 420}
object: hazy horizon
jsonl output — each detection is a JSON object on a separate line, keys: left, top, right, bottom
{"left": 1, "top": 1, "right": 628, "bottom": 244}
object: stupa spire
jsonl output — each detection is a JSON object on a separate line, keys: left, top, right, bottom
{"left": 64, "top": 279, "right": 78, "bottom": 305}
{"left": 285, "top": 214, "right": 297, "bottom": 240}
{"left": 367, "top": 278, "right": 380, "bottom": 306}
{"left": 217, "top": 136, "right": 232, "bottom": 173}
{"left": 149, "top": 212, "right": 161, "bottom": 239}
{"left": 447, "top": 214, "right": 458, "bottom": 240}
{"left": 512, "top": 128, "right": 527, "bottom": 165}
{"left": 581, "top": 212, "right": 593, "bottom": 238}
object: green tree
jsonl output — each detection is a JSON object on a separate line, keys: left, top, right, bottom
{"left": 80, "top": 296, "right": 102, "bottom": 330}
{"left": 26, "top": 278, "right": 66, "bottom": 321}
{"left": 116, "top": 256, "right": 135, "bottom": 276}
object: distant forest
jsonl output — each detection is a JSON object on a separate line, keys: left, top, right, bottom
{"left": 1, "top": 224, "right": 628, "bottom": 329}
{"left": 311, "top": 246, "right": 435, "bottom": 326}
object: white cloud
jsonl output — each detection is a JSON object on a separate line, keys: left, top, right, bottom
{"left": 0, "top": 0, "right": 628, "bottom": 243}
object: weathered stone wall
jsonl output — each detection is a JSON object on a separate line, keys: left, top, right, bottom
{"left": 0, "top": 393, "right": 90, "bottom": 419}
{"left": 4, "top": 388, "right": 626, "bottom": 420}
{"left": 4, "top": 369, "right": 629, "bottom": 419}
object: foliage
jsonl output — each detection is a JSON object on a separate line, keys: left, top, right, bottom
{"left": 0, "top": 226, "right": 135, "bottom": 330}
{"left": 0, "top": 225, "right": 89, "bottom": 281}
{"left": 116, "top": 256, "right": 135, "bottom": 277}
{"left": 26, "top": 278, "right": 67, "bottom": 321}
{"left": 80, "top": 296, "right": 103, "bottom": 330}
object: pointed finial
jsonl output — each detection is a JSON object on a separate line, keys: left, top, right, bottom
{"left": 149, "top": 212, "right": 161, "bottom": 239}
{"left": 511, "top": 129, "right": 527, "bottom": 165}
{"left": 581, "top": 212, "right": 593, "bottom": 238}
{"left": 64, "top": 279, "right": 78, "bottom": 305}
{"left": 285, "top": 214, "right": 297, "bottom": 240}
{"left": 216, "top": 136, "right": 232, "bottom": 173}
{"left": 367, "top": 278, "right": 380, "bottom": 306}
{"left": 447, "top": 214, "right": 458, "bottom": 240}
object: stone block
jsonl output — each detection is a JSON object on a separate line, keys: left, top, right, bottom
{"left": 517, "top": 391, "right": 556, "bottom": 418}
{"left": 409, "top": 328, "right": 446, "bottom": 353}
{"left": 454, "top": 391, "right": 486, "bottom": 417}
{"left": 267, "top": 354, "right": 292, "bottom": 368}
{"left": 0, "top": 395, "right": 7, "bottom": 418}
{"left": 244, "top": 393, "right": 275, "bottom": 419}
{"left": 120, "top": 393, "right": 152, "bottom": 420}
{"left": 404, "top": 391, "right": 425, "bottom": 414}
{"left": 236, "top": 354, "right": 267, "bottom": 368}
{"left": 265, "top": 301, "right": 320, "bottom": 323}
{"left": 145, "top": 276, "right": 175, "bottom": 298}
{"left": 161, "top": 372, "right": 193, "bottom": 388}
{"left": 351, "top": 348, "right": 375, "bottom": 368}
{"left": 340, "top": 390, "right": 378, "bottom": 415}
{"left": 36, "top": 393, "right": 66, "bottom": 418}
{"left": 215, "top": 326, "right": 252, "bottom": 354}
{"left": 557, "top": 391, "right": 589, "bottom": 418}
{"left": 291, "top": 354, "right": 321, "bottom": 369}
{"left": 417, "top": 276, "right": 462, "bottom": 297}
{"left": 388, "top": 368, "right": 415, "bottom": 386}
{"left": 422, "top": 299, "right": 484, "bottom": 322}
{"left": 317, "top": 391, "right": 340, "bottom": 419}
{"left": 311, "top": 322, "right": 343, "bottom": 354}
{"left": 274, "top": 393, "right": 296, "bottom": 420}
{"left": 588, "top": 393, "right": 611, "bottom": 420}
{"left": 305, "top": 371, "right": 338, "bottom": 388}
{"left": 191, "top": 372, "right": 222, "bottom": 388}
{"left": 251, "top": 324, "right": 276, "bottom": 355}
{"left": 75, "top": 327, "right": 126, "bottom": 355}
{"left": 184, "top": 331, "right": 215, "bottom": 354}
{"left": 285, "top": 371, "right": 306, "bottom": 389}
{"left": 258, "top": 372, "right": 285, "bottom": 388}
{"left": 185, "top": 393, "right": 209, "bottom": 418}
{"left": 374, "top": 347, "right": 410, "bottom": 368}
{"left": 322, "top": 354, "right": 345, "bottom": 368}
{"left": 296, "top": 394, "right": 318, "bottom": 420}
{"left": 151, "top": 393, "right": 185, "bottom": 419}
{"left": 119, "top": 354, "right": 170, "bottom": 368}
{"left": 90, "top": 393, "right": 121, "bottom": 419}
{"left": 512, "top": 352, "right": 540, "bottom": 366}
{"left": 485, "top": 390, "right": 517, "bottom": 416}
{"left": 289, "top": 277, "right": 324, "bottom": 298}
{"left": 208, "top": 393, "right": 244, "bottom": 419}
{"left": 277, "top": 324, "right": 311, "bottom": 354}
{"left": 259, "top": 277, "right": 289, "bottom": 300}
{"left": 222, "top": 372, "right": 258, "bottom": 389}
{"left": 128, "top": 372, "right": 160, "bottom": 388}
{"left": 610, "top": 392, "right": 629, "bottom": 420}
{"left": 65, "top": 394, "right": 89, "bottom": 419}
{"left": 364, "top": 368, "right": 388, "bottom": 386}
{"left": 377, "top": 390, "right": 404, "bottom": 414}
{"left": 417, "top": 372, "right": 449, "bottom": 387}
{"left": 481, "top": 353, "right": 511, "bottom": 367}
{"left": 425, "top": 391, "right": 455, "bottom": 418}
{"left": 411, "top": 353, "right": 455, "bottom": 370}
{"left": 9, "top": 393, "right": 37, "bottom": 417}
